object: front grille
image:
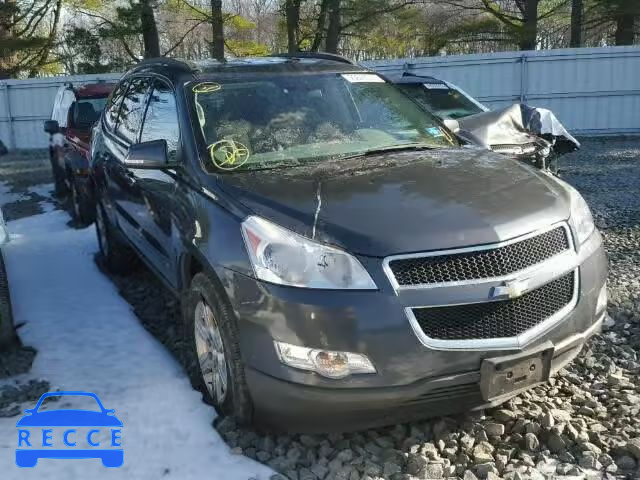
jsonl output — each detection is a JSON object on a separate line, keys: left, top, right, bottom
{"left": 388, "top": 226, "right": 569, "bottom": 287}
{"left": 411, "top": 272, "right": 575, "bottom": 341}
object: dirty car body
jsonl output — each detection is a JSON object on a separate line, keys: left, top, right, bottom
{"left": 91, "top": 57, "right": 607, "bottom": 432}
{"left": 389, "top": 73, "right": 580, "bottom": 170}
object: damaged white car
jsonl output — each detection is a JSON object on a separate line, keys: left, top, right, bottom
{"left": 388, "top": 72, "right": 580, "bottom": 171}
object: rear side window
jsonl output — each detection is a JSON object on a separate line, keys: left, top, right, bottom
{"left": 71, "top": 98, "right": 108, "bottom": 129}
{"left": 104, "top": 81, "right": 128, "bottom": 131}
{"left": 140, "top": 81, "right": 179, "bottom": 159}
{"left": 116, "top": 78, "right": 151, "bottom": 143}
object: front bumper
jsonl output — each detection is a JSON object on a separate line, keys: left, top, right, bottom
{"left": 219, "top": 229, "right": 607, "bottom": 431}
{"left": 246, "top": 313, "right": 605, "bottom": 432}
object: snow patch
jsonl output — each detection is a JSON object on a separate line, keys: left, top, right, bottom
{"left": 0, "top": 181, "right": 26, "bottom": 206}
{"left": 0, "top": 209, "right": 272, "bottom": 479}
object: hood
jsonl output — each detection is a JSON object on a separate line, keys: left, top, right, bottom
{"left": 217, "top": 149, "right": 571, "bottom": 257}
{"left": 457, "top": 104, "right": 539, "bottom": 147}
{"left": 458, "top": 103, "right": 580, "bottom": 155}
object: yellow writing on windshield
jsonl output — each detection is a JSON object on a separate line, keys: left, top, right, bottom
{"left": 193, "top": 82, "right": 222, "bottom": 93}
{"left": 208, "top": 139, "right": 250, "bottom": 170}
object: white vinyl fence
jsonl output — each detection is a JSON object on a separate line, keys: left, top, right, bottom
{"left": 0, "top": 73, "right": 120, "bottom": 150}
{"left": 1, "top": 46, "right": 639, "bottom": 150}
{"left": 365, "top": 46, "right": 640, "bottom": 136}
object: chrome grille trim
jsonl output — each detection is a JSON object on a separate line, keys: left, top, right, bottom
{"left": 383, "top": 222, "right": 574, "bottom": 292}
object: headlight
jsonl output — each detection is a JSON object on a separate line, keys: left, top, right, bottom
{"left": 554, "top": 177, "right": 595, "bottom": 244}
{"left": 567, "top": 184, "right": 595, "bottom": 244}
{"left": 491, "top": 144, "right": 538, "bottom": 156}
{"left": 274, "top": 341, "right": 376, "bottom": 379}
{"left": 241, "top": 215, "right": 377, "bottom": 289}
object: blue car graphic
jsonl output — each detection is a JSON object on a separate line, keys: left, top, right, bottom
{"left": 16, "top": 391, "right": 123, "bottom": 468}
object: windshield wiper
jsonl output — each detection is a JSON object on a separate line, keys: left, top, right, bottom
{"left": 337, "top": 143, "right": 438, "bottom": 160}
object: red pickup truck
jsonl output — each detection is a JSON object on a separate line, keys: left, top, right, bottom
{"left": 44, "top": 82, "right": 114, "bottom": 224}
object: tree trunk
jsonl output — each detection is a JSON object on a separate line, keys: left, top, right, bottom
{"left": 519, "top": 0, "right": 539, "bottom": 50}
{"left": 614, "top": 12, "right": 636, "bottom": 45}
{"left": 311, "top": 0, "right": 329, "bottom": 52}
{"left": 285, "top": 0, "right": 301, "bottom": 53}
{"left": 210, "top": 0, "right": 225, "bottom": 60}
{"left": 140, "top": 0, "right": 161, "bottom": 58}
{"left": 325, "top": 0, "right": 340, "bottom": 53}
{"left": 570, "top": 0, "right": 583, "bottom": 47}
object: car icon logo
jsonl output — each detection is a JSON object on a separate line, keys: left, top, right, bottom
{"left": 15, "top": 391, "right": 123, "bottom": 468}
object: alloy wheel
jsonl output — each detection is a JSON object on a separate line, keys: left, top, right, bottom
{"left": 194, "top": 299, "right": 228, "bottom": 404}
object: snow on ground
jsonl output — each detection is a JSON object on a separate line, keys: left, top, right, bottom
{"left": 0, "top": 181, "right": 26, "bottom": 205}
{"left": 26, "top": 183, "right": 56, "bottom": 213}
{"left": 0, "top": 190, "right": 272, "bottom": 479}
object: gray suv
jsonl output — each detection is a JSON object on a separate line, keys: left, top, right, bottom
{"left": 91, "top": 56, "right": 608, "bottom": 432}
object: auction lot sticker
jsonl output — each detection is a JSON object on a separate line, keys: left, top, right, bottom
{"left": 15, "top": 391, "right": 123, "bottom": 468}
{"left": 341, "top": 73, "right": 385, "bottom": 83}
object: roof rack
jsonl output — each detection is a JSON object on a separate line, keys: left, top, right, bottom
{"left": 270, "top": 52, "right": 355, "bottom": 65}
{"left": 132, "top": 57, "right": 199, "bottom": 73}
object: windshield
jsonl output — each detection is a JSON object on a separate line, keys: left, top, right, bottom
{"left": 71, "top": 97, "right": 108, "bottom": 129}
{"left": 188, "top": 73, "right": 454, "bottom": 172}
{"left": 397, "top": 84, "right": 484, "bottom": 120}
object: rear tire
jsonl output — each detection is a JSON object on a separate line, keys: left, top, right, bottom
{"left": 183, "top": 272, "right": 253, "bottom": 425}
{"left": 95, "top": 202, "right": 137, "bottom": 274}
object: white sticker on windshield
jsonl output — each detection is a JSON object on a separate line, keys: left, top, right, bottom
{"left": 423, "top": 83, "right": 450, "bottom": 90}
{"left": 342, "top": 74, "right": 385, "bottom": 83}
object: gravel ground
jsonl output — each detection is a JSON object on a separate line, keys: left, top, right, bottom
{"left": 1, "top": 138, "right": 639, "bottom": 479}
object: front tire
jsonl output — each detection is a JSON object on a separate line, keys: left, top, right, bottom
{"left": 95, "top": 202, "right": 137, "bottom": 274}
{"left": 183, "top": 273, "right": 253, "bottom": 424}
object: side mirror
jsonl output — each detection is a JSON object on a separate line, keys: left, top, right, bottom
{"left": 124, "top": 139, "right": 169, "bottom": 169}
{"left": 443, "top": 118, "right": 460, "bottom": 133}
{"left": 44, "top": 120, "right": 60, "bottom": 134}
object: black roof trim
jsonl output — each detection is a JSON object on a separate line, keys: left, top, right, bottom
{"left": 130, "top": 57, "right": 200, "bottom": 73}
{"left": 270, "top": 52, "right": 355, "bottom": 65}
{"left": 386, "top": 71, "right": 449, "bottom": 85}
{"left": 401, "top": 72, "right": 445, "bottom": 83}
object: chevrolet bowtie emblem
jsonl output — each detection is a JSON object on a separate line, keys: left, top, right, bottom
{"left": 490, "top": 279, "right": 528, "bottom": 300}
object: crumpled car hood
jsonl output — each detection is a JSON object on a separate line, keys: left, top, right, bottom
{"left": 218, "top": 148, "right": 571, "bottom": 257}
{"left": 458, "top": 103, "right": 580, "bottom": 155}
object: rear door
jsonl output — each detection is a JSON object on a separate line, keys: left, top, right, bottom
{"left": 131, "top": 79, "right": 181, "bottom": 286}
{"left": 98, "top": 78, "right": 152, "bottom": 247}
{"left": 93, "top": 80, "right": 128, "bottom": 209}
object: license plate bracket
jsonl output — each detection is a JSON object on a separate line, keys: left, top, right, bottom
{"left": 480, "top": 343, "right": 553, "bottom": 402}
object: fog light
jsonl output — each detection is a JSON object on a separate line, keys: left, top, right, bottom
{"left": 274, "top": 341, "right": 376, "bottom": 379}
{"left": 596, "top": 283, "right": 608, "bottom": 313}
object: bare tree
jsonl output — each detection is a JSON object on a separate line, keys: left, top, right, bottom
{"left": 0, "top": 0, "right": 64, "bottom": 77}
